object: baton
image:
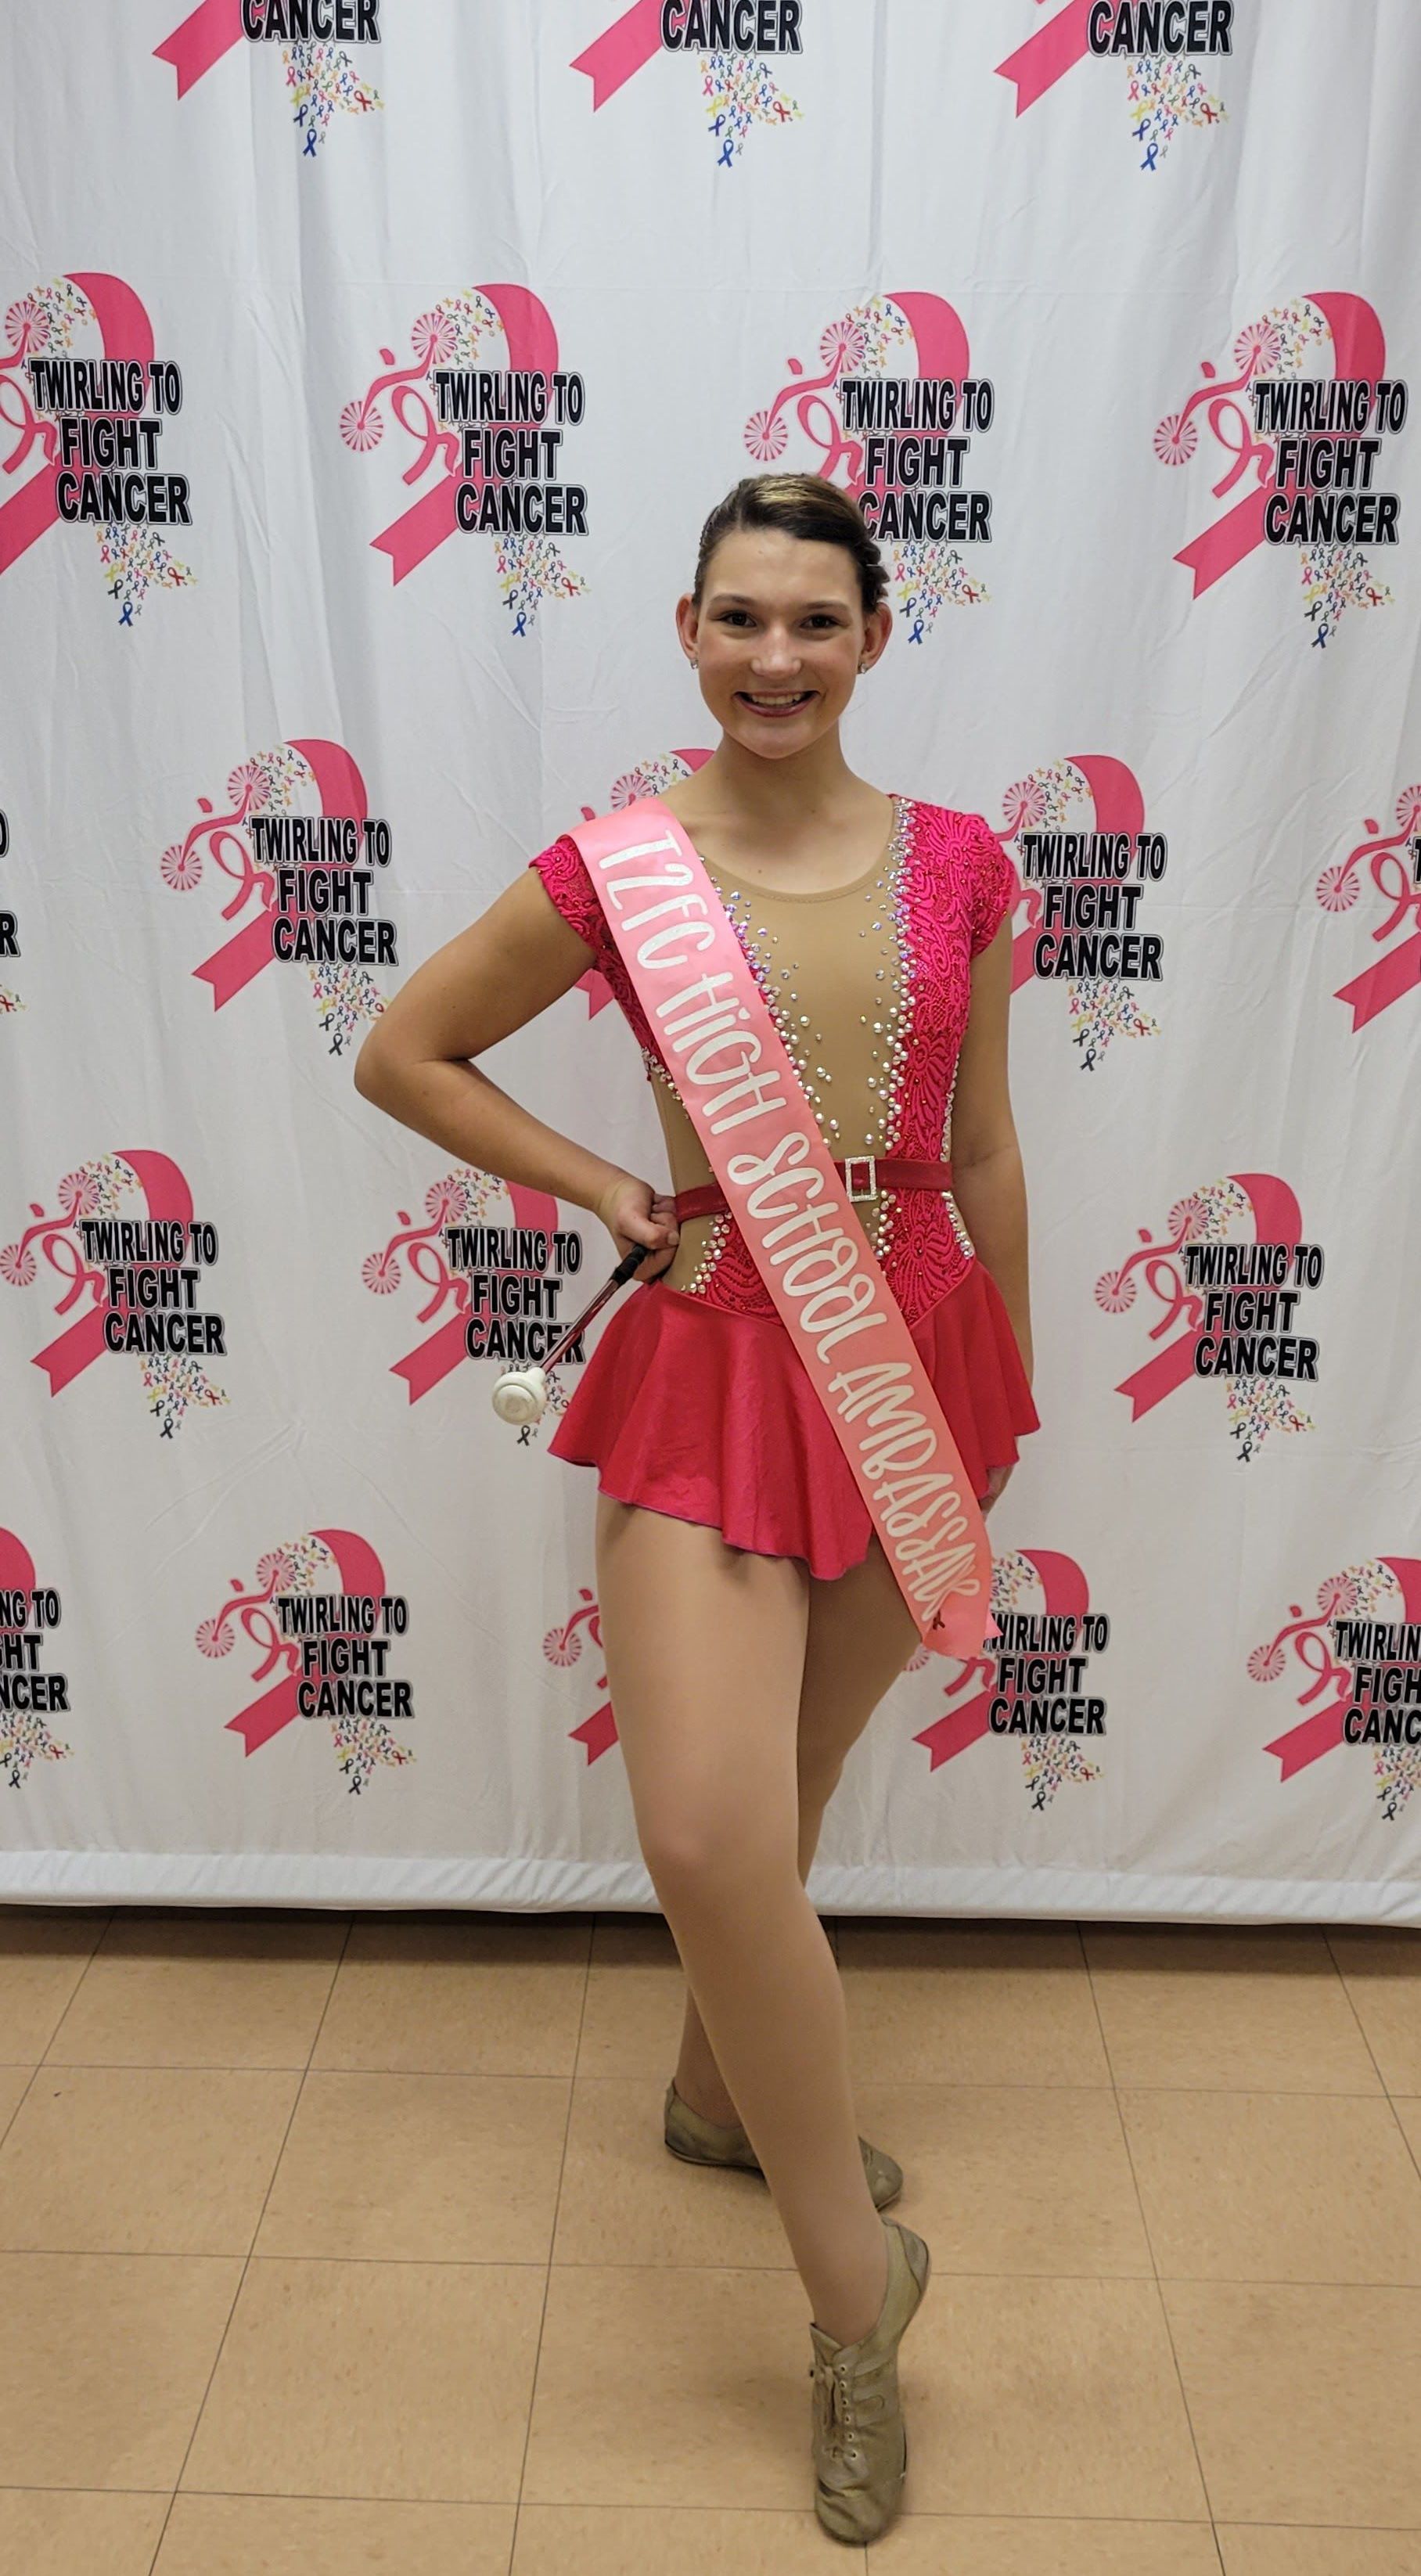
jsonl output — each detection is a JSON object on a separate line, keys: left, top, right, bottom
{"left": 491, "top": 1240, "right": 652, "bottom": 1425}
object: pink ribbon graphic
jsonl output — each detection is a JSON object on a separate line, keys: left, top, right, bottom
{"left": 188, "top": 738, "right": 368, "bottom": 1008}
{"left": 1109, "top": 1173, "right": 1300, "bottom": 1420}
{"left": 867, "top": 293, "right": 970, "bottom": 391}
{"left": 383, "top": 1180, "right": 562, "bottom": 1401}
{"left": 203, "top": 1530, "right": 388, "bottom": 1754}
{"left": 154, "top": 0, "right": 245, "bottom": 97}
{"left": 0, "top": 1531, "right": 38, "bottom": 1623}
{"left": 364, "top": 286, "right": 560, "bottom": 585}
{"left": 1338, "top": 934, "right": 1421, "bottom": 1030}
{"left": 916, "top": 1552, "right": 1088, "bottom": 1768}
{"left": 852, "top": 292, "right": 969, "bottom": 511}
{"left": 16, "top": 1152, "right": 194, "bottom": 1397}
{"left": 573, "top": 802, "right": 995, "bottom": 1660}
{"left": 750, "top": 293, "right": 970, "bottom": 512}
{"left": 541, "top": 1592, "right": 618, "bottom": 1762}
{"left": 995, "top": 0, "right": 1099, "bottom": 117}
{"left": 571, "top": 1697, "right": 620, "bottom": 1761}
{"left": 0, "top": 275, "right": 154, "bottom": 580}
{"left": 1010, "top": 754, "right": 1144, "bottom": 995}
{"left": 1265, "top": 1558, "right": 1421, "bottom": 1781}
{"left": 571, "top": 0, "right": 665, "bottom": 106}
{"left": 1328, "top": 801, "right": 1421, "bottom": 1031}
{"left": 1175, "top": 294, "right": 1387, "bottom": 599}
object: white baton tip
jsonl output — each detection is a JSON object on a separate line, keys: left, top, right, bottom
{"left": 491, "top": 1366, "right": 549, "bottom": 1426}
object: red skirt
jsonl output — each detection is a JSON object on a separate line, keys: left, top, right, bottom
{"left": 547, "top": 1260, "right": 1039, "bottom": 1582}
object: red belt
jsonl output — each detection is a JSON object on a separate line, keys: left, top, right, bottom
{"left": 674, "top": 1156, "right": 953, "bottom": 1222}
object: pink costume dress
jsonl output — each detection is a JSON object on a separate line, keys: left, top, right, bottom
{"left": 527, "top": 792, "right": 1038, "bottom": 1581}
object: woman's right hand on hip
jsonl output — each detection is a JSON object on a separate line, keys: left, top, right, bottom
{"left": 593, "top": 1171, "right": 682, "bottom": 1280}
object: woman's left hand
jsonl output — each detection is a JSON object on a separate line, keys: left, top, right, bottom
{"left": 980, "top": 1462, "right": 1014, "bottom": 1515}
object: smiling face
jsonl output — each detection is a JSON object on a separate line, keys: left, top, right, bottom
{"left": 679, "top": 524, "right": 888, "bottom": 758}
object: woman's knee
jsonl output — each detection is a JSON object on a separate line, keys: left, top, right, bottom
{"left": 638, "top": 1793, "right": 797, "bottom": 1914}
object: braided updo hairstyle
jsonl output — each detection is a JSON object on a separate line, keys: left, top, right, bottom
{"left": 690, "top": 473, "right": 887, "bottom": 621}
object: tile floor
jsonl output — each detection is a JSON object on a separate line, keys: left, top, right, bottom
{"left": 0, "top": 1905, "right": 1417, "bottom": 2574}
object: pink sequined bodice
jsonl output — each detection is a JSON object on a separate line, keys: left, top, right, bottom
{"left": 528, "top": 795, "right": 1017, "bottom": 1325}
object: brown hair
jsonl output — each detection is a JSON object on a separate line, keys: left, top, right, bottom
{"left": 691, "top": 473, "right": 887, "bottom": 621}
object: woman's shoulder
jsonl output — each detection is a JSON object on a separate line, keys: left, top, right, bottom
{"left": 526, "top": 825, "right": 605, "bottom": 952}
{"left": 907, "top": 800, "right": 1018, "bottom": 953}
{"left": 908, "top": 794, "right": 1001, "bottom": 845}
{"left": 527, "top": 822, "right": 594, "bottom": 889}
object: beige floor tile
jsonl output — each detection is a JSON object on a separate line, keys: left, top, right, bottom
{"left": 905, "top": 2275, "right": 1207, "bottom": 2519}
{"left": 847, "top": 1914, "right": 1076, "bottom": 1938}
{"left": 523, "top": 2262, "right": 813, "bottom": 2508}
{"left": 577, "top": 1918, "right": 689, "bottom": 2080}
{"left": 579, "top": 1916, "right": 843, "bottom": 2083}
{"left": 0, "top": 2066, "right": 32, "bottom": 2133}
{"left": 0, "top": 2248, "right": 240, "bottom": 2487}
{"left": 153, "top": 2494, "right": 516, "bottom": 2574}
{"left": 0, "top": 1911, "right": 110, "bottom": 2061}
{"left": 594, "top": 1914, "right": 679, "bottom": 1948}
{"left": 553, "top": 2078, "right": 793, "bottom": 2270}
{"left": 182, "top": 2254, "right": 544, "bottom": 2501}
{"left": 860, "top": 2083, "right": 1152, "bottom": 2276}
{"left": 0, "top": 2490, "right": 169, "bottom": 2576}
{"left": 0, "top": 2066, "right": 300, "bottom": 2254}
{"left": 513, "top": 2503, "right": 854, "bottom": 2574}
{"left": 1084, "top": 1928, "right": 1381, "bottom": 2092}
{"left": 1391, "top": 2095, "right": 1421, "bottom": 2170}
{"left": 256, "top": 2070, "right": 569, "bottom": 2262}
{"left": 555, "top": 2081, "right": 1153, "bottom": 2285}
{"left": 838, "top": 1923, "right": 1110, "bottom": 2086}
{"left": 1164, "top": 2278, "right": 1421, "bottom": 2526}
{"left": 1329, "top": 1931, "right": 1421, "bottom": 2092}
{"left": 1218, "top": 2531, "right": 1421, "bottom": 2576}
{"left": 883, "top": 2520, "right": 1222, "bottom": 2574}
{"left": 314, "top": 1914, "right": 589, "bottom": 2076}
{"left": 1120, "top": 2089, "right": 1421, "bottom": 2283}
{"left": 45, "top": 1909, "right": 347, "bottom": 2069}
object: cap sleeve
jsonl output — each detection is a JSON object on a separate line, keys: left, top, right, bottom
{"left": 527, "top": 831, "right": 610, "bottom": 965}
{"left": 966, "top": 814, "right": 1018, "bottom": 958}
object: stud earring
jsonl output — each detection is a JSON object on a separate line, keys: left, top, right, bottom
{"left": 689, "top": 655, "right": 699, "bottom": 670}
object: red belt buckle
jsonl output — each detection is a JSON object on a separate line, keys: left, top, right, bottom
{"left": 844, "top": 1153, "right": 877, "bottom": 1202}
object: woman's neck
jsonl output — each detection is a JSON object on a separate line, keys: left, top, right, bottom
{"left": 675, "top": 729, "right": 872, "bottom": 839}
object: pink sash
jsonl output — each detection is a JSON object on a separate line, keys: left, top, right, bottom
{"left": 569, "top": 801, "right": 996, "bottom": 1660}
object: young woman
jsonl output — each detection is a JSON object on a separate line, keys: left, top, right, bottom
{"left": 354, "top": 472, "right": 1038, "bottom": 2543}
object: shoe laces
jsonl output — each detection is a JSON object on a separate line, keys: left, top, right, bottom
{"left": 812, "top": 2346, "right": 896, "bottom": 2469}
{"left": 810, "top": 2351, "right": 859, "bottom": 2465}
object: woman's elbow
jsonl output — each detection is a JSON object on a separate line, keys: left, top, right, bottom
{"left": 353, "top": 1022, "right": 395, "bottom": 1106}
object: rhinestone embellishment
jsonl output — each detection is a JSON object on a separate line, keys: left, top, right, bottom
{"left": 653, "top": 797, "right": 916, "bottom": 1293}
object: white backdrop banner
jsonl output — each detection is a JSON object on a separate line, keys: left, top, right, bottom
{"left": 2, "top": 2, "right": 1419, "bottom": 1919}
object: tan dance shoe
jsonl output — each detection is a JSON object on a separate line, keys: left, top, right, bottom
{"left": 663, "top": 2078, "right": 903, "bottom": 2211}
{"left": 808, "top": 2215, "right": 932, "bottom": 2545}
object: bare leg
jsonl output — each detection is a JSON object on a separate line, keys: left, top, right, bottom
{"left": 673, "top": 1533, "right": 921, "bottom": 2128}
{"left": 596, "top": 1493, "right": 905, "bottom": 2346}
